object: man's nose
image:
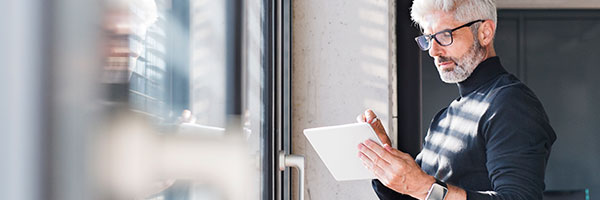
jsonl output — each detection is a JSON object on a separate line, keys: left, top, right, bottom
{"left": 428, "top": 39, "right": 444, "bottom": 58}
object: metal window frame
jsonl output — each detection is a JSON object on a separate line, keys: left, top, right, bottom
{"left": 262, "top": 0, "right": 276, "bottom": 199}
{"left": 263, "top": 0, "right": 292, "bottom": 199}
{"left": 275, "top": 0, "right": 292, "bottom": 199}
{"left": 261, "top": 0, "right": 293, "bottom": 199}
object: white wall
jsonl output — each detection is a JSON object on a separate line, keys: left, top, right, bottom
{"left": 291, "top": 0, "right": 394, "bottom": 199}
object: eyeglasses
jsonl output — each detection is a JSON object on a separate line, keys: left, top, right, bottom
{"left": 414, "top": 19, "right": 485, "bottom": 51}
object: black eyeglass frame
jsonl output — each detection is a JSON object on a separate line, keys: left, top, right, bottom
{"left": 414, "top": 19, "right": 486, "bottom": 51}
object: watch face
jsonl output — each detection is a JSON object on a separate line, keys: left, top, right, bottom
{"left": 426, "top": 184, "right": 448, "bottom": 200}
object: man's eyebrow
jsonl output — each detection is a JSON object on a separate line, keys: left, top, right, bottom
{"left": 429, "top": 26, "right": 455, "bottom": 35}
{"left": 422, "top": 28, "right": 443, "bottom": 35}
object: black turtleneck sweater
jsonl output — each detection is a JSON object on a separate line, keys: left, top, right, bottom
{"left": 372, "top": 57, "right": 557, "bottom": 200}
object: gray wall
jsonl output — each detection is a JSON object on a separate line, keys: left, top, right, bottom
{"left": 291, "top": 0, "right": 394, "bottom": 199}
{"left": 498, "top": 11, "right": 600, "bottom": 198}
{"left": 497, "top": 0, "right": 600, "bottom": 9}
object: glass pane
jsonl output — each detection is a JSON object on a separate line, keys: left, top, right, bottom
{"left": 243, "top": 0, "right": 265, "bottom": 198}
{"left": 189, "top": 0, "right": 226, "bottom": 128}
{"left": 100, "top": 0, "right": 266, "bottom": 199}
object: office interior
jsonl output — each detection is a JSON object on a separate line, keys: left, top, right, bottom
{"left": 1, "top": 0, "right": 598, "bottom": 199}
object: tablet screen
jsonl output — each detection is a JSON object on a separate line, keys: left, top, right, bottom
{"left": 303, "top": 122, "right": 383, "bottom": 181}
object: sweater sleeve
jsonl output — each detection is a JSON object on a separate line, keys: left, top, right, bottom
{"left": 466, "top": 86, "right": 556, "bottom": 200}
{"left": 372, "top": 179, "right": 417, "bottom": 200}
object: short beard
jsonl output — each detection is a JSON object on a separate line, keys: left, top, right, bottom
{"left": 437, "top": 38, "right": 486, "bottom": 83}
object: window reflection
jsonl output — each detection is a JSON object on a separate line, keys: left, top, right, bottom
{"left": 101, "top": 0, "right": 265, "bottom": 199}
{"left": 190, "top": 0, "right": 226, "bottom": 128}
{"left": 242, "top": 0, "right": 265, "bottom": 198}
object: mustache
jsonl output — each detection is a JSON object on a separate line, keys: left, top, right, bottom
{"left": 437, "top": 56, "right": 456, "bottom": 64}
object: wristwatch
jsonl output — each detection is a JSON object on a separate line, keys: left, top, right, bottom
{"left": 425, "top": 178, "right": 448, "bottom": 200}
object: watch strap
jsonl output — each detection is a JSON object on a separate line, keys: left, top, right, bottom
{"left": 435, "top": 178, "right": 447, "bottom": 188}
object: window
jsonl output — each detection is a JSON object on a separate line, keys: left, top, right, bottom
{"left": 102, "top": 0, "right": 272, "bottom": 199}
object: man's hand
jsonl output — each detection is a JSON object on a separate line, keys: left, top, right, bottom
{"left": 358, "top": 139, "right": 435, "bottom": 199}
{"left": 356, "top": 109, "right": 392, "bottom": 146}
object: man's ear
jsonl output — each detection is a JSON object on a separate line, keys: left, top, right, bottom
{"left": 478, "top": 20, "right": 495, "bottom": 46}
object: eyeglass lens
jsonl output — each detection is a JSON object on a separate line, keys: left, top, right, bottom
{"left": 416, "top": 31, "right": 453, "bottom": 51}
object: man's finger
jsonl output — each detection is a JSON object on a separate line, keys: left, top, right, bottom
{"left": 383, "top": 144, "right": 403, "bottom": 157}
{"left": 362, "top": 109, "right": 391, "bottom": 146}
{"left": 383, "top": 144, "right": 412, "bottom": 160}
{"left": 358, "top": 143, "right": 378, "bottom": 163}
{"left": 359, "top": 153, "right": 388, "bottom": 180}
{"left": 364, "top": 109, "right": 377, "bottom": 123}
{"left": 362, "top": 140, "right": 397, "bottom": 165}
{"left": 358, "top": 142, "right": 391, "bottom": 168}
{"left": 356, "top": 114, "right": 366, "bottom": 123}
{"left": 358, "top": 152, "right": 372, "bottom": 169}
{"left": 372, "top": 164, "right": 390, "bottom": 183}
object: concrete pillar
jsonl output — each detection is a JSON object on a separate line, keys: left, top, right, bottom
{"left": 291, "top": 0, "right": 394, "bottom": 199}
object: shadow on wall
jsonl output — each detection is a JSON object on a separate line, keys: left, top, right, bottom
{"left": 358, "top": 0, "right": 390, "bottom": 130}
{"left": 290, "top": 0, "right": 393, "bottom": 199}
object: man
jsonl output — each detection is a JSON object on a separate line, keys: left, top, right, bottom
{"left": 357, "top": 0, "right": 557, "bottom": 199}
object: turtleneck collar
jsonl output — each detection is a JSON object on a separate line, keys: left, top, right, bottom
{"left": 457, "top": 56, "right": 507, "bottom": 97}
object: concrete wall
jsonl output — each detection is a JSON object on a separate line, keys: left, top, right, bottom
{"left": 291, "top": 0, "right": 394, "bottom": 199}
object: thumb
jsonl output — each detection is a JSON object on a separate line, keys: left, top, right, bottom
{"left": 356, "top": 113, "right": 366, "bottom": 123}
{"left": 370, "top": 118, "right": 391, "bottom": 146}
{"left": 364, "top": 109, "right": 377, "bottom": 123}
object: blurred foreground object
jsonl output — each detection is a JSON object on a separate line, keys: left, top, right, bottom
{"left": 93, "top": 112, "right": 254, "bottom": 200}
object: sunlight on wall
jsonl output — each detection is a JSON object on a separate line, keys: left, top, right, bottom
{"left": 292, "top": 0, "right": 393, "bottom": 199}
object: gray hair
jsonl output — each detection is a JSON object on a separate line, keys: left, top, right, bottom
{"left": 411, "top": 0, "right": 497, "bottom": 29}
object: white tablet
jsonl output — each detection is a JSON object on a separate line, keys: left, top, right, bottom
{"left": 303, "top": 122, "right": 383, "bottom": 181}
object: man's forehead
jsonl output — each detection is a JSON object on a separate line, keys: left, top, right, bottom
{"left": 420, "top": 11, "right": 459, "bottom": 34}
